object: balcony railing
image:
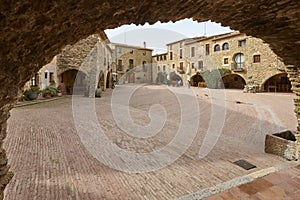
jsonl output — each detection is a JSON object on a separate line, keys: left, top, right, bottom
{"left": 231, "top": 62, "right": 246, "bottom": 72}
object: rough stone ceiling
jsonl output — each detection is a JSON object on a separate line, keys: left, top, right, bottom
{"left": 1, "top": 0, "right": 300, "bottom": 88}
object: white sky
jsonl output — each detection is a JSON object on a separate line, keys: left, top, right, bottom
{"left": 104, "top": 18, "right": 234, "bottom": 54}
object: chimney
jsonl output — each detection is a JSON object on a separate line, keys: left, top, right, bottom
{"left": 143, "top": 41, "right": 146, "bottom": 48}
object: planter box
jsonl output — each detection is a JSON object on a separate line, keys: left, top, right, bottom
{"left": 265, "top": 130, "right": 299, "bottom": 160}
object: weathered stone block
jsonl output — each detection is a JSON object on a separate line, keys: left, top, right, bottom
{"left": 265, "top": 130, "right": 299, "bottom": 161}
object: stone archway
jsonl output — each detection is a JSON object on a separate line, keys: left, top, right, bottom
{"left": 1, "top": 1, "right": 300, "bottom": 197}
{"left": 106, "top": 71, "right": 111, "bottom": 88}
{"left": 221, "top": 73, "right": 246, "bottom": 89}
{"left": 97, "top": 71, "right": 105, "bottom": 91}
{"left": 60, "top": 69, "right": 87, "bottom": 95}
{"left": 261, "top": 73, "right": 292, "bottom": 93}
{"left": 191, "top": 73, "right": 206, "bottom": 87}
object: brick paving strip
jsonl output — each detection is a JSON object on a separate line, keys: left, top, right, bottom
{"left": 178, "top": 161, "right": 300, "bottom": 200}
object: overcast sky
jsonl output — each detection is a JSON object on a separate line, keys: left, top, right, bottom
{"left": 104, "top": 18, "right": 234, "bottom": 54}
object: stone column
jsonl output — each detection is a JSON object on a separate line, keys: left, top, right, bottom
{"left": 0, "top": 86, "right": 17, "bottom": 199}
{"left": 286, "top": 65, "right": 300, "bottom": 160}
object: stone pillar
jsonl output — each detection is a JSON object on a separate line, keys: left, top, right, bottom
{"left": 286, "top": 65, "right": 300, "bottom": 160}
{"left": 0, "top": 86, "right": 17, "bottom": 199}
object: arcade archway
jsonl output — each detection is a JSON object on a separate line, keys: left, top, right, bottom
{"left": 261, "top": 73, "right": 292, "bottom": 93}
{"left": 221, "top": 74, "right": 246, "bottom": 89}
{"left": 60, "top": 69, "right": 87, "bottom": 95}
{"left": 191, "top": 73, "right": 206, "bottom": 87}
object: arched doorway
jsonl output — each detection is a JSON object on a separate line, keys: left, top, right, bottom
{"left": 106, "top": 71, "right": 111, "bottom": 88}
{"left": 262, "top": 73, "right": 292, "bottom": 92}
{"left": 221, "top": 74, "right": 246, "bottom": 89}
{"left": 60, "top": 69, "right": 87, "bottom": 95}
{"left": 97, "top": 71, "right": 105, "bottom": 91}
{"left": 191, "top": 73, "right": 205, "bottom": 87}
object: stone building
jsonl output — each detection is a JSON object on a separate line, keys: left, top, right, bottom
{"left": 25, "top": 56, "right": 58, "bottom": 90}
{"left": 56, "top": 32, "right": 113, "bottom": 96}
{"left": 156, "top": 32, "right": 291, "bottom": 92}
{"left": 109, "top": 43, "right": 153, "bottom": 84}
{"left": 152, "top": 52, "right": 169, "bottom": 83}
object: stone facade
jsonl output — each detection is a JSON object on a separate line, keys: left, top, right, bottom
{"left": 1, "top": 1, "right": 300, "bottom": 197}
{"left": 109, "top": 43, "right": 153, "bottom": 84}
{"left": 56, "top": 33, "right": 113, "bottom": 96}
{"left": 24, "top": 56, "right": 58, "bottom": 90}
{"left": 154, "top": 32, "right": 290, "bottom": 91}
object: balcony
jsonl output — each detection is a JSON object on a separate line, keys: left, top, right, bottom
{"left": 231, "top": 63, "right": 246, "bottom": 72}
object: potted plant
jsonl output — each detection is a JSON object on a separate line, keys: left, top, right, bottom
{"left": 43, "top": 85, "right": 57, "bottom": 98}
{"left": 57, "top": 83, "right": 65, "bottom": 96}
{"left": 23, "top": 86, "right": 41, "bottom": 100}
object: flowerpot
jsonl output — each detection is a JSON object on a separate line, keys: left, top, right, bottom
{"left": 44, "top": 93, "right": 52, "bottom": 98}
{"left": 57, "top": 92, "right": 62, "bottom": 97}
{"left": 95, "top": 88, "right": 102, "bottom": 97}
{"left": 28, "top": 92, "right": 38, "bottom": 100}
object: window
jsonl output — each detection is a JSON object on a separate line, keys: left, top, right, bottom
{"left": 142, "top": 61, "right": 147, "bottom": 72}
{"left": 234, "top": 53, "right": 245, "bottom": 69}
{"left": 224, "top": 58, "right": 229, "bottom": 65}
{"left": 172, "top": 64, "right": 175, "bottom": 69}
{"left": 179, "top": 62, "right": 183, "bottom": 70}
{"left": 158, "top": 66, "right": 160, "bottom": 71}
{"left": 180, "top": 49, "right": 183, "bottom": 59}
{"left": 191, "top": 47, "right": 195, "bottom": 57}
{"left": 198, "top": 61, "right": 204, "bottom": 70}
{"left": 129, "top": 59, "right": 134, "bottom": 69}
{"left": 143, "top": 51, "right": 146, "bottom": 55}
{"left": 163, "top": 65, "right": 166, "bottom": 71}
{"left": 156, "top": 56, "right": 159, "bottom": 61}
{"left": 130, "top": 49, "right": 133, "bottom": 54}
{"left": 45, "top": 72, "right": 48, "bottom": 79}
{"left": 169, "top": 45, "right": 172, "bottom": 51}
{"left": 118, "top": 47, "right": 122, "bottom": 53}
{"left": 164, "top": 55, "right": 167, "bottom": 60}
{"left": 170, "top": 52, "right": 173, "bottom": 60}
{"left": 31, "top": 75, "right": 36, "bottom": 86}
{"left": 214, "top": 44, "right": 220, "bottom": 52}
{"left": 253, "top": 55, "right": 261, "bottom": 63}
{"left": 238, "top": 39, "right": 246, "bottom": 47}
{"left": 191, "top": 63, "right": 195, "bottom": 69}
{"left": 222, "top": 43, "right": 229, "bottom": 50}
{"left": 50, "top": 72, "right": 54, "bottom": 83}
{"left": 205, "top": 44, "right": 210, "bottom": 55}
{"left": 117, "top": 59, "right": 123, "bottom": 71}
{"left": 160, "top": 55, "right": 163, "bottom": 60}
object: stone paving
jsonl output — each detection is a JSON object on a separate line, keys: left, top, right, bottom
{"left": 4, "top": 85, "right": 298, "bottom": 199}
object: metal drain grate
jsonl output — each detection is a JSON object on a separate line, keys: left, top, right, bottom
{"left": 233, "top": 159, "right": 256, "bottom": 170}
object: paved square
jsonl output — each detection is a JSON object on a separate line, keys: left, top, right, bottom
{"left": 4, "top": 85, "right": 297, "bottom": 199}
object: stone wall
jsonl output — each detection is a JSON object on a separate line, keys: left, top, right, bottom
{"left": 1, "top": 1, "right": 300, "bottom": 198}
{"left": 110, "top": 43, "right": 153, "bottom": 84}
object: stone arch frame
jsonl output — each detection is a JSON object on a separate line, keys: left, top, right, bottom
{"left": 260, "top": 72, "right": 292, "bottom": 92}
{"left": 1, "top": 1, "right": 300, "bottom": 197}
{"left": 59, "top": 69, "right": 88, "bottom": 94}
{"left": 190, "top": 72, "right": 206, "bottom": 87}
{"left": 106, "top": 70, "right": 112, "bottom": 88}
{"left": 214, "top": 44, "right": 220, "bottom": 52}
{"left": 220, "top": 73, "right": 247, "bottom": 89}
{"left": 97, "top": 70, "right": 106, "bottom": 91}
{"left": 222, "top": 42, "right": 229, "bottom": 50}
